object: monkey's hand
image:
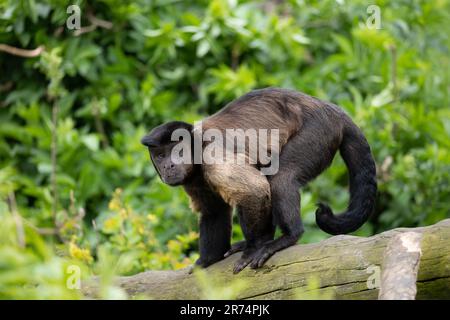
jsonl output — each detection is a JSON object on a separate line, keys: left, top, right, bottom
{"left": 186, "top": 264, "right": 196, "bottom": 274}
{"left": 224, "top": 240, "right": 246, "bottom": 258}
{"left": 190, "top": 255, "right": 225, "bottom": 273}
{"left": 187, "top": 259, "right": 209, "bottom": 274}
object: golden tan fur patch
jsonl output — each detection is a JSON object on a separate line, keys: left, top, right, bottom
{"left": 203, "top": 154, "right": 271, "bottom": 208}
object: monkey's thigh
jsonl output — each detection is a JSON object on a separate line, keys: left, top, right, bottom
{"left": 277, "top": 124, "right": 340, "bottom": 184}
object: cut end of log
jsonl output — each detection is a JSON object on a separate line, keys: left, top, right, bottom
{"left": 379, "top": 232, "right": 423, "bottom": 300}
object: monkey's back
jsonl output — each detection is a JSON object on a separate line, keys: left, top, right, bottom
{"left": 200, "top": 87, "right": 346, "bottom": 148}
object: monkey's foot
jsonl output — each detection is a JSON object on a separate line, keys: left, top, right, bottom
{"left": 233, "top": 246, "right": 274, "bottom": 273}
{"left": 249, "top": 247, "right": 274, "bottom": 269}
{"left": 224, "top": 241, "right": 246, "bottom": 258}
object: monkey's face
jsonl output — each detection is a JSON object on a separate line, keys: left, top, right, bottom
{"left": 148, "top": 144, "right": 194, "bottom": 186}
{"left": 141, "top": 121, "right": 195, "bottom": 186}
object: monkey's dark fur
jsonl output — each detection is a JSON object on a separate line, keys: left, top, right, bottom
{"left": 141, "top": 88, "right": 377, "bottom": 273}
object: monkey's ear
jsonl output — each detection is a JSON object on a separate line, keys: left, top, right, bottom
{"left": 141, "top": 135, "right": 159, "bottom": 147}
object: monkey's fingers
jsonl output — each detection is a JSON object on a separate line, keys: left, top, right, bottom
{"left": 186, "top": 264, "right": 196, "bottom": 274}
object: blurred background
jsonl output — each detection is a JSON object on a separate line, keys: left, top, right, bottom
{"left": 0, "top": 0, "right": 448, "bottom": 298}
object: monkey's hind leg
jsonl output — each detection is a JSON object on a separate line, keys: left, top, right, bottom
{"left": 247, "top": 122, "right": 339, "bottom": 270}
{"left": 233, "top": 204, "right": 275, "bottom": 273}
{"left": 204, "top": 160, "right": 274, "bottom": 273}
{"left": 249, "top": 172, "right": 304, "bottom": 269}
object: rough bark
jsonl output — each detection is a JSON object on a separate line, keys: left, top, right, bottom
{"left": 83, "top": 219, "right": 450, "bottom": 300}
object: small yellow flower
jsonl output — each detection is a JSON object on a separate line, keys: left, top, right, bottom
{"left": 160, "top": 254, "right": 170, "bottom": 263}
{"left": 119, "top": 208, "right": 128, "bottom": 219}
{"left": 108, "top": 199, "right": 120, "bottom": 211}
{"left": 108, "top": 188, "right": 123, "bottom": 211}
{"left": 69, "top": 242, "right": 93, "bottom": 264}
{"left": 146, "top": 214, "right": 159, "bottom": 224}
{"left": 137, "top": 242, "right": 146, "bottom": 249}
{"left": 174, "top": 261, "right": 188, "bottom": 270}
{"left": 167, "top": 240, "right": 182, "bottom": 252}
{"left": 103, "top": 216, "right": 121, "bottom": 233}
{"left": 188, "top": 231, "right": 199, "bottom": 240}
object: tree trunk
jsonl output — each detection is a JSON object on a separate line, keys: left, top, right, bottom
{"left": 83, "top": 219, "right": 450, "bottom": 300}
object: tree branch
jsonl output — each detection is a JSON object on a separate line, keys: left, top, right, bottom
{"left": 51, "top": 102, "right": 58, "bottom": 219}
{"left": 0, "top": 44, "right": 44, "bottom": 57}
{"left": 73, "top": 12, "right": 113, "bottom": 36}
{"left": 7, "top": 191, "right": 25, "bottom": 248}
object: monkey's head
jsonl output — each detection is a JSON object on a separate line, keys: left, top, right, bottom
{"left": 141, "top": 121, "right": 195, "bottom": 186}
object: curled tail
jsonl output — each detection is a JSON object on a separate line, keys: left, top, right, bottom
{"left": 315, "top": 121, "right": 377, "bottom": 235}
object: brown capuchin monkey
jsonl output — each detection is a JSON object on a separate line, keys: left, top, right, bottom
{"left": 141, "top": 88, "right": 377, "bottom": 273}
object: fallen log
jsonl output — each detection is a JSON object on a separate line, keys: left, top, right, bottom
{"left": 82, "top": 219, "right": 450, "bottom": 299}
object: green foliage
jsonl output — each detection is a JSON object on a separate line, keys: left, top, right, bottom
{"left": 0, "top": 0, "right": 449, "bottom": 299}
{"left": 0, "top": 209, "right": 83, "bottom": 299}
{"left": 97, "top": 188, "right": 198, "bottom": 273}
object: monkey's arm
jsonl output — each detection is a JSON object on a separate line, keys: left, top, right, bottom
{"left": 184, "top": 178, "right": 232, "bottom": 268}
{"left": 196, "top": 206, "right": 232, "bottom": 267}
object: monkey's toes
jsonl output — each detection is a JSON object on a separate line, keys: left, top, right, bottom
{"left": 249, "top": 248, "right": 273, "bottom": 269}
{"left": 232, "top": 251, "right": 256, "bottom": 274}
{"left": 224, "top": 241, "right": 246, "bottom": 258}
{"left": 233, "top": 246, "right": 272, "bottom": 273}
{"left": 233, "top": 258, "right": 250, "bottom": 274}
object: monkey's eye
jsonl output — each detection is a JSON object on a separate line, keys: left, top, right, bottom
{"left": 157, "top": 153, "right": 164, "bottom": 159}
